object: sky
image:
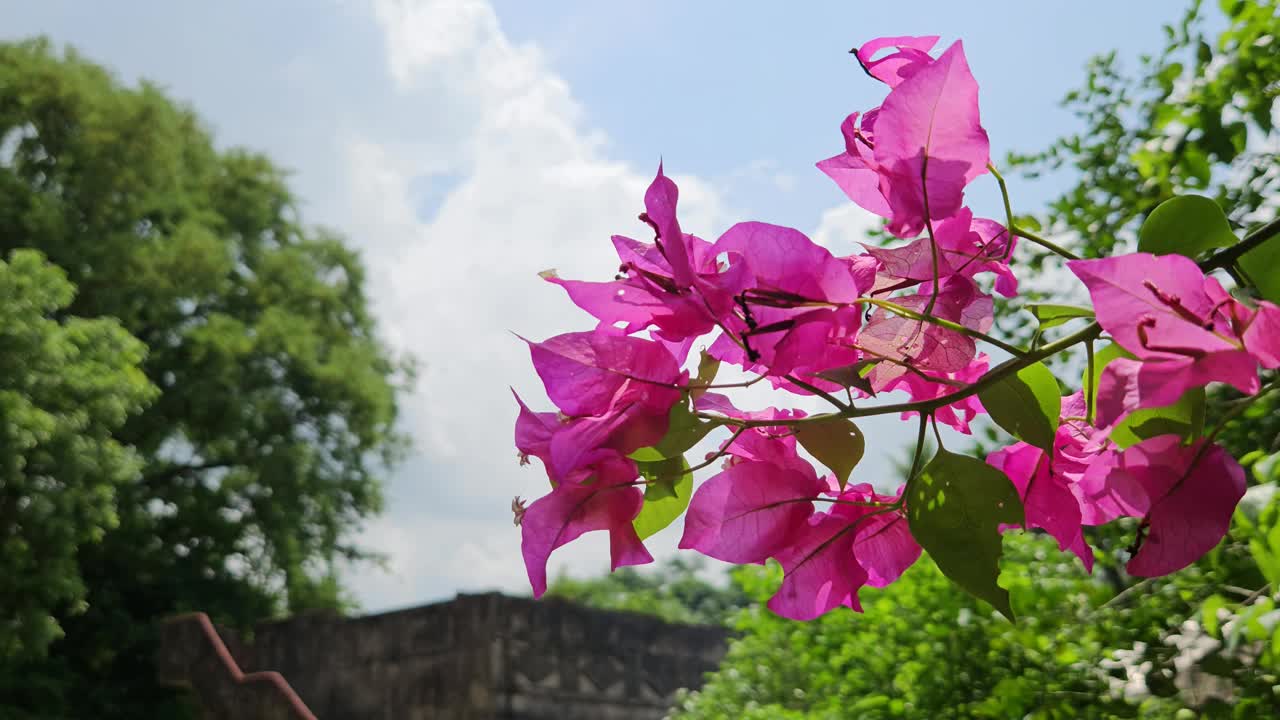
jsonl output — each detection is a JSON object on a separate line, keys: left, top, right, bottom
{"left": 0, "top": 0, "right": 1192, "bottom": 613}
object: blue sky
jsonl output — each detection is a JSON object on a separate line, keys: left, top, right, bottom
{"left": 1, "top": 1, "right": 1190, "bottom": 612}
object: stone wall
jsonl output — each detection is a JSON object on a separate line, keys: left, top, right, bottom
{"left": 158, "top": 592, "right": 727, "bottom": 719}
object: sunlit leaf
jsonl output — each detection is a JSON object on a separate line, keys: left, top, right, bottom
{"left": 1027, "top": 303, "right": 1094, "bottom": 331}
{"left": 907, "top": 450, "right": 1024, "bottom": 621}
{"left": 650, "top": 398, "right": 718, "bottom": 458}
{"left": 1240, "top": 227, "right": 1280, "bottom": 304}
{"left": 690, "top": 350, "right": 721, "bottom": 400}
{"left": 1137, "top": 195, "right": 1236, "bottom": 257}
{"left": 633, "top": 455, "right": 692, "bottom": 540}
{"left": 795, "top": 417, "right": 865, "bottom": 489}
{"left": 977, "top": 361, "right": 1061, "bottom": 451}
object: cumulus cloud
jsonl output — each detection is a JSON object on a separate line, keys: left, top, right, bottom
{"left": 338, "top": 0, "right": 731, "bottom": 609}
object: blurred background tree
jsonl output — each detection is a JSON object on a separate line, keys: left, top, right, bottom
{"left": 0, "top": 39, "right": 410, "bottom": 718}
{"left": 0, "top": 250, "right": 155, "bottom": 662}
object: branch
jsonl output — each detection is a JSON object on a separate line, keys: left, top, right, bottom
{"left": 862, "top": 297, "right": 1028, "bottom": 358}
{"left": 988, "top": 162, "right": 1080, "bottom": 261}
{"left": 784, "top": 374, "right": 850, "bottom": 411}
{"left": 702, "top": 321, "right": 1103, "bottom": 428}
{"left": 142, "top": 460, "right": 235, "bottom": 486}
{"left": 1200, "top": 217, "right": 1280, "bottom": 271}
{"left": 1011, "top": 226, "right": 1081, "bottom": 261}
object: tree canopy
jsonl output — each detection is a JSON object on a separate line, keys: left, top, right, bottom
{"left": 0, "top": 38, "right": 409, "bottom": 717}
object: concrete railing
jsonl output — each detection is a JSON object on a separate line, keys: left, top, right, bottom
{"left": 157, "top": 612, "right": 318, "bottom": 720}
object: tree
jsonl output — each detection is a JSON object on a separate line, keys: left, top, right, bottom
{"left": 0, "top": 39, "right": 408, "bottom": 717}
{"left": 0, "top": 250, "right": 155, "bottom": 661}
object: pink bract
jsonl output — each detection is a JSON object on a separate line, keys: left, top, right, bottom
{"left": 520, "top": 453, "right": 653, "bottom": 597}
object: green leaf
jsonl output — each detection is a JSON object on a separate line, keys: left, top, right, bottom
{"left": 1027, "top": 303, "right": 1094, "bottom": 331}
{"left": 1137, "top": 195, "right": 1237, "bottom": 258}
{"left": 1109, "top": 386, "right": 1205, "bottom": 448}
{"left": 690, "top": 350, "right": 721, "bottom": 400}
{"left": 648, "top": 398, "right": 718, "bottom": 458}
{"left": 1089, "top": 343, "right": 1204, "bottom": 447}
{"left": 1202, "top": 594, "right": 1227, "bottom": 637}
{"left": 1240, "top": 226, "right": 1280, "bottom": 304}
{"left": 633, "top": 455, "right": 692, "bottom": 540}
{"left": 628, "top": 446, "right": 665, "bottom": 462}
{"left": 977, "top": 361, "right": 1061, "bottom": 451}
{"left": 795, "top": 418, "right": 865, "bottom": 489}
{"left": 907, "top": 450, "right": 1024, "bottom": 621}
{"left": 816, "top": 361, "right": 876, "bottom": 396}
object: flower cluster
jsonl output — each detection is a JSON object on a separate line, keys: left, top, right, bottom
{"left": 510, "top": 34, "right": 1277, "bottom": 620}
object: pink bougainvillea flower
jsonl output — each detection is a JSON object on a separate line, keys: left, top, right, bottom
{"left": 680, "top": 458, "right": 825, "bottom": 564}
{"left": 546, "top": 388, "right": 674, "bottom": 479}
{"left": 513, "top": 389, "right": 559, "bottom": 471}
{"left": 1108, "top": 436, "right": 1246, "bottom": 577}
{"left": 694, "top": 393, "right": 811, "bottom": 471}
{"left": 1093, "top": 351, "right": 1259, "bottom": 429}
{"left": 988, "top": 441, "right": 1094, "bottom": 572}
{"left": 642, "top": 162, "right": 696, "bottom": 289}
{"left": 768, "top": 509, "right": 869, "bottom": 620}
{"left": 859, "top": 275, "right": 993, "bottom": 388}
{"left": 861, "top": 209, "right": 1016, "bottom": 302}
{"left": 817, "top": 112, "right": 893, "bottom": 219}
{"left": 934, "top": 210, "right": 1018, "bottom": 297}
{"left": 521, "top": 330, "right": 685, "bottom": 478}
{"left": 854, "top": 35, "right": 941, "bottom": 88}
{"left": 525, "top": 329, "right": 683, "bottom": 417}
{"left": 714, "top": 221, "right": 878, "bottom": 305}
{"left": 521, "top": 453, "right": 653, "bottom": 597}
{"left": 873, "top": 41, "right": 990, "bottom": 238}
{"left": 703, "top": 222, "right": 877, "bottom": 391}
{"left": 710, "top": 306, "right": 866, "bottom": 394}
{"left": 1244, "top": 301, "right": 1280, "bottom": 369}
{"left": 768, "top": 484, "right": 918, "bottom": 620}
{"left": 1069, "top": 253, "right": 1250, "bottom": 360}
{"left": 1069, "top": 253, "right": 1272, "bottom": 427}
{"left": 843, "top": 485, "right": 921, "bottom": 587}
{"left": 881, "top": 354, "right": 988, "bottom": 433}
{"left": 1049, "top": 393, "right": 1142, "bottom": 526}
{"left": 864, "top": 235, "right": 959, "bottom": 286}
{"left": 544, "top": 168, "right": 750, "bottom": 348}
{"left": 819, "top": 40, "right": 989, "bottom": 239}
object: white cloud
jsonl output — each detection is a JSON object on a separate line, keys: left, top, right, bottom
{"left": 810, "top": 201, "right": 882, "bottom": 253}
{"left": 338, "top": 0, "right": 730, "bottom": 609}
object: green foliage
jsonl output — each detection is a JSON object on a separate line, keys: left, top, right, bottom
{"left": 691, "top": 351, "right": 721, "bottom": 399}
{"left": 651, "top": 398, "right": 718, "bottom": 458}
{"left": 0, "top": 38, "right": 407, "bottom": 716}
{"left": 1000, "top": 0, "right": 1280, "bottom": 342}
{"left": 794, "top": 418, "right": 865, "bottom": 490}
{"left": 1110, "top": 386, "right": 1205, "bottom": 449}
{"left": 1027, "top": 303, "right": 1095, "bottom": 331}
{"left": 1240, "top": 237, "right": 1280, "bottom": 304}
{"left": 1138, "top": 195, "right": 1238, "bottom": 257}
{"left": 0, "top": 250, "right": 156, "bottom": 660}
{"left": 977, "top": 361, "right": 1061, "bottom": 451}
{"left": 907, "top": 450, "right": 1024, "bottom": 620}
{"left": 676, "top": 523, "right": 1280, "bottom": 719}
{"left": 633, "top": 455, "right": 694, "bottom": 540}
{"left": 546, "top": 556, "right": 749, "bottom": 627}
{"left": 676, "top": 537, "right": 1116, "bottom": 719}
